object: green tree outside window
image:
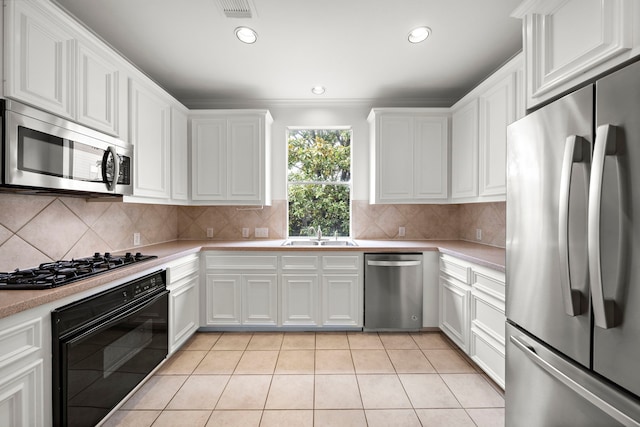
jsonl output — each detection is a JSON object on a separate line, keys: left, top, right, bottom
{"left": 287, "top": 129, "right": 352, "bottom": 237}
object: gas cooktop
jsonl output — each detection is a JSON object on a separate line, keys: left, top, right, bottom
{"left": 0, "top": 252, "right": 157, "bottom": 290}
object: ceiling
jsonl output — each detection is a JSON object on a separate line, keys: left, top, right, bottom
{"left": 54, "top": 0, "right": 523, "bottom": 108}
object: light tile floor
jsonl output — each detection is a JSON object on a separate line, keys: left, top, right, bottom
{"left": 101, "top": 331, "right": 504, "bottom": 427}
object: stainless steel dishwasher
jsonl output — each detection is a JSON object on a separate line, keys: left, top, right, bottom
{"left": 364, "top": 253, "right": 423, "bottom": 330}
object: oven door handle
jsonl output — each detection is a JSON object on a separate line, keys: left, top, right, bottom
{"left": 60, "top": 290, "right": 168, "bottom": 343}
{"left": 102, "top": 145, "right": 120, "bottom": 192}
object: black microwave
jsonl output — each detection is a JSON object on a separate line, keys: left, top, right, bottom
{"left": 1, "top": 100, "right": 133, "bottom": 197}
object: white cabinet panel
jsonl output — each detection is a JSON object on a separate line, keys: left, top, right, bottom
{"left": 514, "top": 0, "right": 640, "bottom": 109}
{"left": 321, "top": 275, "right": 359, "bottom": 326}
{"left": 414, "top": 116, "right": 448, "bottom": 199}
{"left": 6, "top": 0, "right": 74, "bottom": 119}
{"left": 439, "top": 275, "right": 471, "bottom": 352}
{"left": 0, "top": 359, "right": 44, "bottom": 427}
{"left": 281, "top": 275, "right": 319, "bottom": 326}
{"left": 205, "top": 274, "right": 242, "bottom": 325}
{"left": 168, "top": 276, "right": 199, "bottom": 354}
{"left": 129, "top": 80, "right": 171, "bottom": 198}
{"left": 369, "top": 109, "right": 449, "bottom": 204}
{"left": 242, "top": 274, "right": 278, "bottom": 325}
{"left": 77, "top": 42, "right": 123, "bottom": 137}
{"left": 451, "top": 99, "right": 479, "bottom": 199}
{"left": 190, "top": 110, "right": 272, "bottom": 205}
{"left": 191, "top": 117, "right": 226, "bottom": 200}
{"left": 171, "top": 107, "right": 189, "bottom": 201}
{"left": 478, "top": 73, "right": 516, "bottom": 197}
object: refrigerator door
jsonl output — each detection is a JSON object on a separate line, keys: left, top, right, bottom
{"left": 506, "top": 323, "right": 640, "bottom": 427}
{"left": 592, "top": 59, "right": 640, "bottom": 397}
{"left": 506, "top": 86, "right": 592, "bottom": 367}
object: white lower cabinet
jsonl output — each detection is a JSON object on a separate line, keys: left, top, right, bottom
{"left": 439, "top": 254, "right": 506, "bottom": 388}
{"left": 167, "top": 254, "right": 200, "bottom": 354}
{"left": 0, "top": 308, "right": 49, "bottom": 427}
{"left": 202, "top": 251, "right": 362, "bottom": 330}
{"left": 281, "top": 274, "right": 319, "bottom": 326}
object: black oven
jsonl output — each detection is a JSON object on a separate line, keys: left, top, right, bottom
{"left": 52, "top": 271, "right": 168, "bottom": 427}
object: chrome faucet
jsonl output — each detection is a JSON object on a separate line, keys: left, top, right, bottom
{"left": 307, "top": 226, "right": 322, "bottom": 240}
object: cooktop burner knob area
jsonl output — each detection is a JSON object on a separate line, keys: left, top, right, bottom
{"left": 135, "top": 252, "right": 143, "bottom": 259}
{"left": 94, "top": 252, "right": 101, "bottom": 258}
{"left": 104, "top": 252, "right": 111, "bottom": 258}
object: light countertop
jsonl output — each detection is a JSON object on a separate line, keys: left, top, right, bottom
{"left": 0, "top": 239, "right": 504, "bottom": 320}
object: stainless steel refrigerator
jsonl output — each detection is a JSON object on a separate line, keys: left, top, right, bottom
{"left": 506, "top": 59, "right": 640, "bottom": 426}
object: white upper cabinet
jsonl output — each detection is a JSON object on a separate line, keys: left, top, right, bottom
{"left": 77, "top": 41, "right": 126, "bottom": 137}
{"left": 368, "top": 109, "right": 449, "bottom": 204}
{"left": 451, "top": 99, "right": 479, "bottom": 199}
{"left": 190, "top": 110, "right": 273, "bottom": 205}
{"left": 4, "top": 0, "right": 129, "bottom": 139}
{"left": 129, "top": 79, "right": 171, "bottom": 199}
{"left": 171, "top": 106, "right": 190, "bottom": 201}
{"left": 5, "top": 0, "right": 75, "bottom": 119}
{"left": 450, "top": 54, "right": 523, "bottom": 203}
{"left": 513, "top": 0, "right": 640, "bottom": 109}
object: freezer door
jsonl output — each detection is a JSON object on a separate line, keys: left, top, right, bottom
{"left": 592, "top": 59, "right": 640, "bottom": 397}
{"left": 506, "top": 86, "right": 592, "bottom": 367}
{"left": 506, "top": 323, "right": 640, "bottom": 427}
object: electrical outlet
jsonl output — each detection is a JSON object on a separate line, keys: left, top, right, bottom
{"left": 207, "top": 228, "right": 214, "bottom": 238}
{"left": 398, "top": 226, "right": 406, "bottom": 237}
{"left": 476, "top": 228, "right": 482, "bottom": 241}
{"left": 255, "top": 227, "right": 269, "bottom": 238}
{"left": 242, "top": 228, "right": 250, "bottom": 238}
{"left": 133, "top": 232, "right": 140, "bottom": 246}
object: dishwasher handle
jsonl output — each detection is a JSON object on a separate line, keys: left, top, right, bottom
{"left": 367, "top": 260, "right": 422, "bottom": 267}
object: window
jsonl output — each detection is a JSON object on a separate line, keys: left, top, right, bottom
{"left": 287, "top": 128, "right": 352, "bottom": 237}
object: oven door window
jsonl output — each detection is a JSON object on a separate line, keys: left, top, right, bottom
{"left": 60, "top": 292, "right": 168, "bottom": 427}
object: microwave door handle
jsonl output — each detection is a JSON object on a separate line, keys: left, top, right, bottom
{"left": 558, "top": 135, "right": 586, "bottom": 316}
{"left": 588, "top": 124, "right": 618, "bottom": 329}
{"left": 102, "top": 146, "right": 119, "bottom": 192}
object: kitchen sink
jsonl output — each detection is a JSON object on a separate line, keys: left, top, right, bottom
{"left": 281, "top": 239, "right": 358, "bottom": 247}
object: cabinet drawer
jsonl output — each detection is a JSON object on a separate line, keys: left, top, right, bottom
{"left": 470, "top": 327, "right": 505, "bottom": 389}
{"left": 281, "top": 255, "right": 319, "bottom": 270}
{"left": 0, "top": 318, "right": 42, "bottom": 369}
{"left": 205, "top": 255, "right": 277, "bottom": 270}
{"left": 471, "top": 292, "right": 505, "bottom": 343}
{"left": 168, "top": 255, "right": 200, "bottom": 283}
{"left": 440, "top": 256, "right": 471, "bottom": 283}
{"left": 322, "top": 255, "right": 360, "bottom": 271}
{"left": 472, "top": 269, "right": 505, "bottom": 300}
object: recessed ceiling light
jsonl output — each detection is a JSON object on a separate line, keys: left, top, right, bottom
{"left": 235, "top": 26, "right": 258, "bottom": 44}
{"left": 408, "top": 26, "right": 431, "bottom": 44}
{"left": 311, "top": 86, "right": 326, "bottom": 95}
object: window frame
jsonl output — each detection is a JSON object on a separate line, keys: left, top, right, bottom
{"left": 285, "top": 126, "right": 353, "bottom": 239}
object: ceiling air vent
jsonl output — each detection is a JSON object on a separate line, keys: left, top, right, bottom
{"left": 216, "top": 0, "right": 254, "bottom": 18}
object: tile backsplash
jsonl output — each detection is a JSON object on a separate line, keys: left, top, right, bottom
{"left": 0, "top": 194, "right": 177, "bottom": 271}
{"left": 0, "top": 193, "right": 505, "bottom": 271}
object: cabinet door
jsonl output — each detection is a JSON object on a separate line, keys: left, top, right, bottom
{"left": 478, "top": 73, "right": 515, "bottom": 197}
{"left": 191, "top": 118, "right": 226, "bottom": 200}
{"left": 414, "top": 116, "right": 448, "bottom": 199}
{"left": 451, "top": 99, "right": 479, "bottom": 199}
{"left": 171, "top": 107, "right": 189, "bottom": 201}
{"left": 129, "top": 80, "right": 171, "bottom": 198}
{"left": 6, "top": 0, "right": 74, "bottom": 119}
{"left": 227, "top": 116, "right": 262, "bottom": 202}
{"left": 205, "top": 274, "right": 241, "bottom": 325}
{"left": 281, "top": 274, "right": 318, "bottom": 326}
{"left": 169, "top": 276, "right": 199, "bottom": 354}
{"left": 242, "top": 274, "right": 278, "bottom": 325}
{"left": 321, "top": 275, "right": 359, "bottom": 326}
{"left": 77, "top": 42, "right": 122, "bottom": 137}
{"left": 377, "top": 115, "right": 414, "bottom": 201}
{"left": 439, "top": 276, "right": 470, "bottom": 352}
{"left": 0, "top": 359, "right": 44, "bottom": 427}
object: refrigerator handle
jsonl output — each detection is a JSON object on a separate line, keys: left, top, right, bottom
{"left": 510, "top": 334, "right": 640, "bottom": 427}
{"left": 588, "top": 124, "right": 618, "bottom": 329}
{"left": 558, "top": 135, "right": 587, "bottom": 316}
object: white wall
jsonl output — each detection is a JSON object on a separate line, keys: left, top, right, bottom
{"left": 266, "top": 102, "right": 373, "bottom": 201}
